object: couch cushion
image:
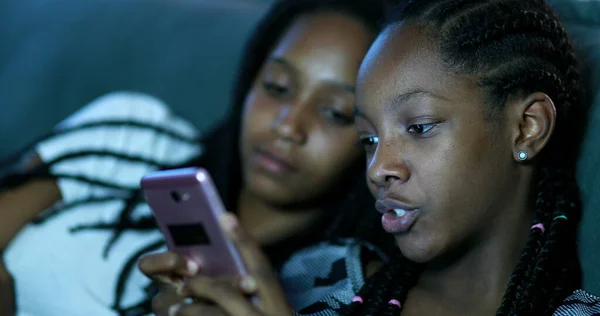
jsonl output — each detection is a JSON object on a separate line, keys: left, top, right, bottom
{"left": 0, "top": 0, "right": 267, "bottom": 158}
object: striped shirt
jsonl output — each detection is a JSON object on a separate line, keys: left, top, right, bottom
{"left": 280, "top": 240, "right": 600, "bottom": 315}
{"left": 4, "top": 92, "right": 201, "bottom": 316}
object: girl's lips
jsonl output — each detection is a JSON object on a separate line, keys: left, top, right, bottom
{"left": 376, "top": 198, "right": 420, "bottom": 234}
{"left": 375, "top": 198, "right": 418, "bottom": 214}
{"left": 381, "top": 209, "right": 420, "bottom": 234}
{"left": 254, "top": 148, "right": 297, "bottom": 175}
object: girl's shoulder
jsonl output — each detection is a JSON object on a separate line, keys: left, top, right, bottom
{"left": 279, "top": 238, "right": 387, "bottom": 315}
{"left": 35, "top": 91, "right": 202, "bottom": 202}
{"left": 38, "top": 91, "right": 201, "bottom": 164}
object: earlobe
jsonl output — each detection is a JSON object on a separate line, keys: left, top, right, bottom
{"left": 512, "top": 92, "right": 557, "bottom": 162}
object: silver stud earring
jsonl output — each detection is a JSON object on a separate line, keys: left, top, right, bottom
{"left": 518, "top": 150, "right": 528, "bottom": 161}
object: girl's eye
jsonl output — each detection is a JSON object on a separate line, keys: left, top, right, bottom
{"left": 324, "top": 108, "right": 354, "bottom": 126}
{"left": 263, "top": 82, "right": 290, "bottom": 98}
{"left": 359, "top": 136, "right": 379, "bottom": 152}
{"left": 407, "top": 123, "right": 437, "bottom": 134}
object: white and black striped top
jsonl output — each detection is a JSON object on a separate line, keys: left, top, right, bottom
{"left": 280, "top": 240, "right": 600, "bottom": 316}
{"left": 4, "top": 92, "right": 201, "bottom": 316}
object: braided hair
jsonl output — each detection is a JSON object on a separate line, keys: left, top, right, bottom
{"left": 0, "top": 0, "right": 390, "bottom": 315}
{"left": 343, "top": 0, "right": 586, "bottom": 315}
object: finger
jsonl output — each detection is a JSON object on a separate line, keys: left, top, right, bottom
{"left": 139, "top": 251, "right": 199, "bottom": 285}
{"left": 152, "top": 291, "right": 186, "bottom": 316}
{"left": 238, "top": 275, "right": 259, "bottom": 295}
{"left": 172, "top": 303, "right": 224, "bottom": 316}
{"left": 220, "top": 214, "right": 280, "bottom": 296}
{"left": 180, "top": 274, "right": 260, "bottom": 316}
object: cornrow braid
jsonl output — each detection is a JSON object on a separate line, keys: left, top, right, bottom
{"left": 343, "top": 0, "right": 585, "bottom": 315}
{"left": 497, "top": 168, "right": 555, "bottom": 314}
{"left": 381, "top": 260, "right": 423, "bottom": 315}
{"left": 457, "top": 10, "right": 564, "bottom": 49}
{"left": 514, "top": 169, "right": 580, "bottom": 315}
{"left": 497, "top": 219, "right": 546, "bottom": 314}
{"left": 342, "top": 253, "right": 423, "bottom": 315}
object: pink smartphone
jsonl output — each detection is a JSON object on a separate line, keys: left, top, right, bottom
{"left": 141, "top": 167, "right": 248, "bottom": 278}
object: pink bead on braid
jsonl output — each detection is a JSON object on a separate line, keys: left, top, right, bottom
{"left": 351, "top": 296, "right": 364, "bottom": 304}
{"left": 531, "top": 223, "right": 545, "bottom": 233}
{"left": 388, "top": 299, "right": 401, "bottom": 308}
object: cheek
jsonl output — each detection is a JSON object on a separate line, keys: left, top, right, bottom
{"left": 430, "top": 123, "right": 498, "bottom": 179}
{"left": 240, "top": 91, "right": 279, "bottom": 139}
{"left": 307, "top": 129, "right": 361, "bottom": 174}
{"left": 365, "top": 155, "right": 378, "bottom": 194}
{"left": 419, "top": 127, "right": 507, "bottom": 225}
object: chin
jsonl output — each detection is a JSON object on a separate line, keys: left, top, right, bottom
{"left": 394, "top": 234, "right": 439, "bottom": 264}
{"left": 245, "top": 172, "right": 299, "bottom": 206}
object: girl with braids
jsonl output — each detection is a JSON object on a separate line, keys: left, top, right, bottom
{"left": 170, "top": 0, "right": 600, "bottom": 315}
{"left": 0, "top": 0, "right": 391, "bottom": 315}
{"left": 339, "top": 0, "right": 600, "bottom": 315}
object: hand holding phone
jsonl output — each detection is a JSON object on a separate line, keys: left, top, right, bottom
{"left": 141, "top": 213, "right": 292, "bottom": 316}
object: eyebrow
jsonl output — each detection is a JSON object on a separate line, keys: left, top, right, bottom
{"left": 269, "top": 57, "right": 298, "bottom": 74}
{"left": 267, "top": 56, "right": 356, "bottom": 93}
{"left": 390, "top": 89, "right": 449, "bottom": 108}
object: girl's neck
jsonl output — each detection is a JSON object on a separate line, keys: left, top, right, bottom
{"left": 236, "top": 187, "right": 323, "bottom": 246}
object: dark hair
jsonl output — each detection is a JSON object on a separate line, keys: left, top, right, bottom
{"left": 0, "top": 0, "right": 388, "bottom": 315}
{"left": 343, "top": 0, "right": 586, "bottom": 315}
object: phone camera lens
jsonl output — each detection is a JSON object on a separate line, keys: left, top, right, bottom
{"left": 170, "top": 191, "right": 182, "bottom": 203}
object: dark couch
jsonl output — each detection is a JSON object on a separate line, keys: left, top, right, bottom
{"left": 0, "top": 0, "right": 268, "bottom": 158}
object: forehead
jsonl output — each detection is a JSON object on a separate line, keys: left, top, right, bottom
{"left": 356, "top": 23, "right": 480, "bottom": 113}
{"left": 268, "top": 12, "right": 375, "bottom": 83}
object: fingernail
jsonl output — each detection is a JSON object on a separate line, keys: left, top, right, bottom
{"left": 168, "top": 304, "right": 181, "bottom": 316}
{"left": 186, "top": 259, "right": 199, "bottom": 275}
{"left": 220, "top": 213, "right": 237, "bottom": 232}
{"left": 240, "top": 276, "right": 257, "bottom": 293}
{"left": 175, "top": 283, "right": 185, "bottom": 296}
